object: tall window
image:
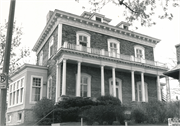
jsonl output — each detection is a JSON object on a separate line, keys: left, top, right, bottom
{"left": 31, "top": 77, "right": 42, "bottom": 102}
{"left": 76, "top": 73, "right": 91, "bottom": 97}
{"left": 76, "top": 31, "right": 91, "bottom": 47}
{"left": 47, "top": 77, "right": 53, "bottom": 99}
{"left": 107, "top": 39, "right": 120, "bottom": 58}
{"left": 9, "top": 77, "right": 24, "bottom": 107}
{"left": 137, "top": 82, "right": 148, "bottom": 102}
{"left": 48, "top": 36, "right": 54, "bottom": 58}
{"left": 109, "top": 78, "right": 122, "bottom": 102}
{"left": 81, "top": 76, "right": 88, "bottom": 97}
{"left": 134, "top": 45, "right": 145, "bottom": 63}
{"left": 39, "top": 50, "right": 43, "bottom": 65}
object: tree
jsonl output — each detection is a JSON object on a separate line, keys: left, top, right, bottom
{"left": 0, "top": 21, "right": 30, "bottom": 73}
{"left": 76, "top": 0, "right": 179, "bottom": 27}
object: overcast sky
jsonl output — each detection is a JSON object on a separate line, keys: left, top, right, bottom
{"left": 1, "top": 0, "right": 180, "bottom": 91}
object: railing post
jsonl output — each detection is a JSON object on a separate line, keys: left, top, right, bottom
{"left": 101, "top": 49, "right": 105, "bottom": 56}
{"left": 63, "top": 41, "right": 68, "bottom": 48}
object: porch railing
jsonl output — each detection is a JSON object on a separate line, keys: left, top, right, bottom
{"left": 63, "top": 42, "right": 167, "bottom": 68}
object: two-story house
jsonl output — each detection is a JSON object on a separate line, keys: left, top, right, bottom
{"left": 6, "top": 9, "right": 169, "bottom": 125}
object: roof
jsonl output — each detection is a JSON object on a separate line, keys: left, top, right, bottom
{"left": 163, "top": 64, "right": 180, "bottom": 79}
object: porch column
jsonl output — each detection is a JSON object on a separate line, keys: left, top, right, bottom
{"left": 55, "top": 63, "right": 61, "bottom": 102}
{"left": 141, "top": 72, "right": 145, "bottom": 102}
{"left": 166, "top": 76, "right": 171, "bottom": 102}
{"left": 76, "top": 62, "right": 81, "bottom": 97}
{"left": 131, "top": 71, "right": 135, "bottom": 101}
{"left": 157, "top": 75, "right": 162, "bottom": 101}
{"left": 112, "top": 68, "right": 116, "bottom": 97}
{"left": 101, "top": 66, "right": 105, "bottom": 96}
{"left": 62, "top": 59, "right": 67, "bottom": 96}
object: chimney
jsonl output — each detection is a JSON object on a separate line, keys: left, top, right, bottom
{"left": 175, "top": 44, "right": 180, "bottom": 64}
{"left": 46, "top": 11, "right": 53, "bottom": 24}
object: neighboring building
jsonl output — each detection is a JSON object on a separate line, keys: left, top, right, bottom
{"left": 164, "top": 44, "right": 180, "bottom": 100}
{"left": 6, "top": 9, "right": 169, "bottom": 125}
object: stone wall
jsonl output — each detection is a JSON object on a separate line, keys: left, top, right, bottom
{"left": 62, "top": 24, "right": 154, "bottom": 61}
{"left": 64, "top": 63, "right": 157, "bottom": 104}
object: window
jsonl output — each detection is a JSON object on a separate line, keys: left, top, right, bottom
{"left": 76, "top": 31, "right": 91, "bottom": 48}
{"left": 48, "top": 36, "right": 54, "bottom": 58}
{"left": 9, "top": 77, "right": 24, "bottom": 107}
{"left": 17, "top": 112, "right": 22, "bottom": 122}
{"left": 137, "top": 82, "right": 148, "bottom": 102}
{"left": 7, "top": 114, "right": 11, "bottom": 122}
{"left": 31, "top": 76, "right": 42, "bottom": 102}
{"left": 76, "top": 73, "right": 91, "bottom": 97}
{"left": 96, "top": 17, "right": 102, "bottom": 22}
{"left": 47, "top": 76, "right": 53, "bottom": 99}
{"left": 134, "top": 45, "right": 145, "bottom": 63}
{"left": 123, "top": 25, "right": 128, "bottom": 30}
{"left": 107, "top": 39, "right": 120, "bottom": 58}
{"left": 79, "top": 35, "right": 87, "bottom": 46}
{"left": 109, "top": 78, "right": 122, "bottom": 102}
{"left": 39, "top": 50, "right": 43, "bottom": 65}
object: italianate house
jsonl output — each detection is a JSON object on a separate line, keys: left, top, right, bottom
{"left": 6, "top": 9, "right": 170, "bottom": 125}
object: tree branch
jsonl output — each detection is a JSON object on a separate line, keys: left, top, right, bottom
{"left": 118, "top": 0, "right": 138, "bottom": 13}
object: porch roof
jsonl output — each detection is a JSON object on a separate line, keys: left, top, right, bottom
{"left": 163, "top": 64, "right": 180, "bottom": 79}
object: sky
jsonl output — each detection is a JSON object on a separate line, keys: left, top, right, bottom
{"left": 1, "top": 0, "right": 180, "bottom": 98}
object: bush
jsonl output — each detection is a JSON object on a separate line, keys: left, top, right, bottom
{"left": 55, "top": 97, "right": 95, "bottom": 109}
{"left": 96, "top": 95, "right": 121, "bottom": 106}
{"left": 82, "top": 105, "right": 116, "bottom": 125}
{"left": 33, "top": 97, "right": 54, "bottom": 119}
{"left": 132, "top": 104, "right": 147, "bottom": 123}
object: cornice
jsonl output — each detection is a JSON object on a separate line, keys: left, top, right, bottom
{"left": 33, "top": 9, "right": 161, "bottom": 53}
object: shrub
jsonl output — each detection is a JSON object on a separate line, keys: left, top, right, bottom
{"left": 55, "top": 97, "right": 95, "bottom": 109}
{"left": 96, "top": 95, "right": 121, "bottom": 106}
{"left": 132, "top": 104, "right": 147, "bottom": 123}
{"left": 33, "top": 97, "right": 54, "bottom": 119}
{"left": 82, "top": 105, "right": 116, "bottom": 125}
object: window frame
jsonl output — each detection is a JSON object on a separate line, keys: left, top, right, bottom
{"left": 47, "top": 76, "right": 53, "bottom": 99}
{"left": 48, "top": 36, "right": 54, "bottom": 59}
{"left": 107, "top": 38, "right": 120, "bottom": 55}
{"left": 76, "top": 31, "right": 91, "bottom": 48}
{"left": 134, "top": 45, "right": 145, "bottom": 59}
{"left": 30, "top": 75, "right": 43, "bottom": 104}
{"left": 7, "top": 114, "right": 11, "bottom": 123}
{"left": 76, "top": 73, "right": 91, "bottom": 97}
{"left": 137, "top": 81, "right": 148, "bottom": 102}
{"left": 109, "top": 78, "right": 122, "bottom": 102}
{"left": 17, "top": 112, "right": 22, "bottom": 122}
{"left": 8, "top": 77, "right": 24, "bottom": 108}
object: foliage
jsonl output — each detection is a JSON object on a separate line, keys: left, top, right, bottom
{"left": 132, "top": 103, "right": 147, "bottom": 123}
{"left": 131, "top": 100, "right": 180, "bottom": 124}
{"left": 96, "top": 95, "right": 121, "bottom": 106}
{"left": 82, "top": 105, "right": 116, "bottom": 125}
{"left": 0, "top": 21, "right": 30, "bottom": 73}
{"left": 76, "top": 0, "right": 179, "bottom": 27}
{"left": 55, "top": 97, "right": 95, "bottom": 109}
{"left": 32, "top": 97, "right": 54, "bottom": 119}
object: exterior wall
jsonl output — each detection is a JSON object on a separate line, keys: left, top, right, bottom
{"left": 6, "top": 66, "right": 47, "bottom": 125}
{"left": 62, "top": 24, "right": 154, "bottom": 61}
{"left": 61, "top": 63, "right": 158, "bottom": 104}
{"left": 176, "top": 45, "right": 180, "bottom": 64}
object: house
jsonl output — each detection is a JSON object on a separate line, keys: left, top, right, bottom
{"left": 164, "top": 44, "right": 180, "bottom": 100}
{"left": 6, "top": 9, "right": 169, "bottom": 125}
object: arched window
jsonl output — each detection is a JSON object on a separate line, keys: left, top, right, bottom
{"left": 109, "top": 78, "right": 122, "bottom": 102}
{"left": 76, "top": 31, "right": 91, "bottom": 47}
{"left": 76, "top": 73, "right": 91, "bottom": 97}
{"left": 107, "top": 38, "right": 120, "bottom": 58}
{"left": 137, "top": 81, "right": 148, "bottom": 102}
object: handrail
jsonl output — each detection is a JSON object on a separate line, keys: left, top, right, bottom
{"left": 63, "top": 42, "right": 167, "bottom": 68}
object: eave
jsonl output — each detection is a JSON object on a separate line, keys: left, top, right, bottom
{"left": 32, "top": 9, "right": 161, "bottom": 54}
